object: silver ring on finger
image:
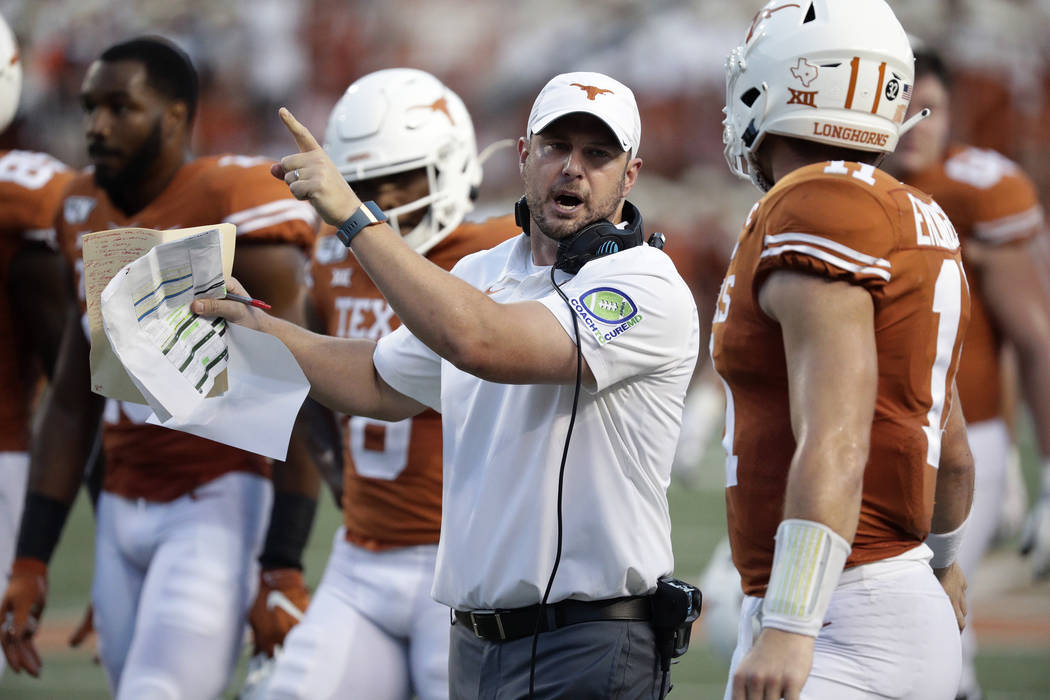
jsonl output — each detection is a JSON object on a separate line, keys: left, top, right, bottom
{"left": 294, "top": 168, "right": 302, "bottom": 182}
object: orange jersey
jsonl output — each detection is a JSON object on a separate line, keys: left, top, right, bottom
{"left": 0, "top": 150, "right": 74, "bottom": 451}
{"left": 310, "top": 215, "right": 519, "bottom": 550}
{"left": 711, "top": 161, "right": 970, "bottom": 596}
{"left": 56, "top": 155, "right": 318, "bottom": 501}
{"left": 903, "top": 145, "right": 1043, "bottom": 424}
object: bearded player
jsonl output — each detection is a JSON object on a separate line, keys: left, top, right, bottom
{"left": 716, "top": 2, "right": 975, "bottom": 698}
{"left": 242, "top": 68, "right": 517, "bottom": 700}
{"left": 0, "top": 36, "right": 321, "bottom": 699}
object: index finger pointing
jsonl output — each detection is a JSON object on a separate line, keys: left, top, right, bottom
{"left": 279, "top": 107, "right": 322, "bottom": 153}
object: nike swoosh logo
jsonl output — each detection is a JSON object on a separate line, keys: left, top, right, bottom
{"left": 484, "top": 285, "right": 505, "bottom": 296}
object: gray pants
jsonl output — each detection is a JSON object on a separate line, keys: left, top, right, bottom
{"left": 448, "top": 617, "right": 669, "bottom": 699}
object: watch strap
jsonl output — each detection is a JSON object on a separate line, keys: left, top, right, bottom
{"left": 336, "top": 200, "right": 388, "bottom": 247}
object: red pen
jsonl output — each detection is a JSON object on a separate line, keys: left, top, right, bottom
{"left": 224, "top": 292, "right": 272, "bottom": 310}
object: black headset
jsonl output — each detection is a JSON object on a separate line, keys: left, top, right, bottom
{"left": 514, "top": 196, "right": 662, "bottom": 273}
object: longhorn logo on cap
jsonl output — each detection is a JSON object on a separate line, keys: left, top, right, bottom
{"left": 571, "top": 83, "right": 614, "bottom": 101}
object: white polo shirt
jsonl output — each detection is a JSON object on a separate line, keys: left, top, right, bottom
{"left": 373, "top": 234, "right": 700, "bottom": 611}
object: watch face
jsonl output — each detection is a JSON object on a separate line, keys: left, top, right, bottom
{"left": 364, "top": 200, "right": 388, "bottom": 222}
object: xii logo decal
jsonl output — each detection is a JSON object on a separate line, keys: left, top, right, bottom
{"left": 787, "top": 89, "right": 818, "bottom": 108}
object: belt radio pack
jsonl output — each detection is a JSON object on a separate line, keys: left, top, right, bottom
{"left": 651, "top": 576, "right": 702, "bottom": 670}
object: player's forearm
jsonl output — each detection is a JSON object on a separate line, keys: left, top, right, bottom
{"left": 29, "top": 388, "right": 103, "bottom": 504}
{"left": 261, "top": 456, "right": 318, "bottom": 571}
{"left": 932, "top": 394, "right": 975, "bottom": 533}
{"left": 1016, "top": 340, "right": 1050, "bottom": 459}
{"left": 979, "top": 243, "right": 1050, "bottom": 457}
{"left": 782, "top": 440, "right": 867, "bottom": 542}
{"left": 761, "top": 439, "right": 863, "bottom": 639}
{"left": 28, "top": 308, "right": 102, "bottom": 503}
{"left": 290, "top": 398, "right": 344, "bottom": 507}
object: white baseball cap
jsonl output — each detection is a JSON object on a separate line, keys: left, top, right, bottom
{"left": 527, "top": 71, "right": 641, "bottom": 155}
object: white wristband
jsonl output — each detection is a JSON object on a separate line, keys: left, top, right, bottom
{"left": 927, "top": 516, "right": 969, "bottom": 570}
{"left": 761, "top": 519, "right": 851, "bottom": 637}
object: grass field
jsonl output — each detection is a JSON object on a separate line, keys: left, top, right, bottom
{"left": 2, "top": 429, "right": 1049, "bottom": 699}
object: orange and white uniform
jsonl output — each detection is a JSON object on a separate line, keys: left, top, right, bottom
{"left": 906, "top": 145, "right": 1042, "bottom": 426}
{"left": 903, "top": 144, "right": 1044, "bottom": 696}
{"left": 53, "top": 155, "right": 317, "bottom": 699}
{"left": 267, "top": 215, "right": 517, "bottom": 700}
{"left": 0, "top": 149, "right": 73, "bottom": 680}
{"left": 712, "top": 161, "right": 970, "bottom": 698}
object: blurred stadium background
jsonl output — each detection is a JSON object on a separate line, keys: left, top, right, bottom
{"left": 0, "top": 0, "right": 1048, "bottom": 697}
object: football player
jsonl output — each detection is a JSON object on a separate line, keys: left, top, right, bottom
{"left": 0, "top": 13, "right": 76, "bottom": 680}
{"left": 715, "top": 2, "right": 975, "bottom": 698}
{"left": 244, "top": 68, "right": 517, "bottom": 700}
{"left": 0, "top": 36, "right": 321, "bottom": 698}
{"left": 885, "top": 45, "right": 1050, "bottom": 700}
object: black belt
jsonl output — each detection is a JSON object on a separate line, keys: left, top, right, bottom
{"left": 454, "top": 596, "right": 651, "bottom": 642}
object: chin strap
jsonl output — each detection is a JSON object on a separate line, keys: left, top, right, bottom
{"left": 899, "top": 107, "right": 932, "bottom": 136}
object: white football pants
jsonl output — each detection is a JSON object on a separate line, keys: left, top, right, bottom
{"left": 93, "top": 471, "right": 271, "bottom": 700}
{"left": 725, "top": 545, "right": 961, "bottom": 699}
{"left": 0, "top": 452, "right": 28, "bottom": 681}
{"left": 267, "top": 529, "right": 449, "bottom": 700}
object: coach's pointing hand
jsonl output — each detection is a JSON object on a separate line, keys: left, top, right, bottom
{"left": 272, "top": 107, "right": 361, "bottom": 227}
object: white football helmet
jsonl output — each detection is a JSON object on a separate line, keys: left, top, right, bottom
{"left": 324, "top": 68, "right": 480, "bottom": 255}
{"left": 723, "top": 0, "right": 915, "bottom": 189}
{"left": 0, "top": 13, "right": 22, "bottom": 133}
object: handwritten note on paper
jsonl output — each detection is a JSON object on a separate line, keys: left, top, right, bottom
{"left": 82, "top": 223, "right": 236, "bottom": 403}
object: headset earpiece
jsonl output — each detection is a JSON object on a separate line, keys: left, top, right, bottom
{"left": 514, "top": 196, "right": 531, "bottom": 236}
{"left": 554, "top": 200, "right": 645, "bottom": 274}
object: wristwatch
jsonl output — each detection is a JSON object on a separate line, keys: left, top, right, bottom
{"left": 335, "top": 200, "right": 388, "bottom": 247}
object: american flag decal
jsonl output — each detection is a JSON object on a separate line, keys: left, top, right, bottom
{"left": 902, "top": 83, "right": 912, "bottom": 98}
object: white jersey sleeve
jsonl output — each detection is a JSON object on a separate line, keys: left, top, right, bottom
{"left": 373, "top": 325, "right": 442, "bottom": 412}
{"left": 537, "top": 245, "right": 699, "bottom": 392}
